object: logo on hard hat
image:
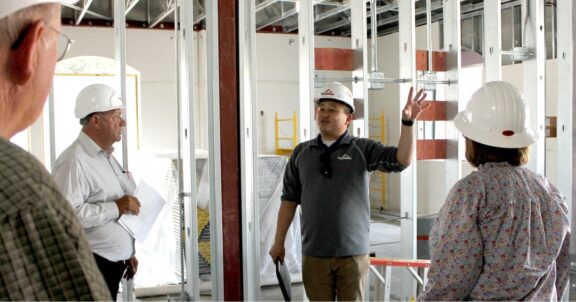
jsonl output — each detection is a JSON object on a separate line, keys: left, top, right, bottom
{"left": 454, "top": 81, "right": 537, "bottom": 148}
{"left": 321, "top": 89, "right": 335, "bottom": 96}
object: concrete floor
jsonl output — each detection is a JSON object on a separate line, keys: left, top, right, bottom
{"left": 133, "top": 283, "right": 304, "bottom": 301}
{"left": 130, "top": 220, "right": 420, "bottom": 301}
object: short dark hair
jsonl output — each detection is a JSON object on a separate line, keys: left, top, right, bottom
{"left": 465, "top": 138, "right": 530, "bottom": 167}
{"left": 317, "top": 98, "right": 353, "bottom": 114}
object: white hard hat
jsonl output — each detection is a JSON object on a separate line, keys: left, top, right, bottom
{"left": 75, "top": 84, "right": 124, "bottom": 119}
{"left": 454, "top": 81, "right": 538, "bottom": 148}
{"left": 0, "top": 0, "right": 78, "bottom": 20}
{"left": 315, "top": 82, "right": 355, "bottom": 113}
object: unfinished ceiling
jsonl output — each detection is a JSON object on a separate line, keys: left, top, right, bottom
{"left": 61, "top": 0, "right": 525, "bottom": 36}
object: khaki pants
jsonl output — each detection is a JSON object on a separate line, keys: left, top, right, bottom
{"left": 302, "top": 254, "right": 369, "bottom": 301}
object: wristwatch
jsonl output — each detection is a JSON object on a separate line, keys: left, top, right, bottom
{"left": 401, "top": 119, "right": 414, "bottom": 126}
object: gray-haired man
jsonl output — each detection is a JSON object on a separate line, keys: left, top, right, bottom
{"left": 0, "top": 1, "right": 110, "bottom": 300}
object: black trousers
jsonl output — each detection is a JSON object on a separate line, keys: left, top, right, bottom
{"left": 93, "top": 253, "right": 128, "bottom": 301}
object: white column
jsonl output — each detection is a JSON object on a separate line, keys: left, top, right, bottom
{"left": 298, "top": 0, "right": 315, "bottom": 142}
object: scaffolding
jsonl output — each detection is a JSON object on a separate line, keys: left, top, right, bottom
{"left": 367, "top": 257, "right": 430, "bottom": 301}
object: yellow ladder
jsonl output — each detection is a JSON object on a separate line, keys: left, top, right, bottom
{"left": 369, "top": 112, "right": 388, "bottom": 209}
{"left": 275, "top": 111, "right": 298, "bottom": 156}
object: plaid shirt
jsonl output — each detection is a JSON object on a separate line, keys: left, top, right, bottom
{"left": 0, "top": 138, "right": 111, "bottom": 301}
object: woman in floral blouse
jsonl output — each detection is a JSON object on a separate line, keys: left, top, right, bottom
{"left": 418, "top": 81, "right": 570, "bottom": 301}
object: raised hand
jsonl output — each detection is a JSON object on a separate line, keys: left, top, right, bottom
{"left": 402, "top": 87, "right": 430, "bottom": 121}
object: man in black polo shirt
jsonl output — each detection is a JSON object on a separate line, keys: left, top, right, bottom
{"left": 269, "top": 82, "right": 429, "bottom": 301}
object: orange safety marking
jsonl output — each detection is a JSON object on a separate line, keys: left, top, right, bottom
{"left": 370, "top": 257, "right": 430, "bottom": 268}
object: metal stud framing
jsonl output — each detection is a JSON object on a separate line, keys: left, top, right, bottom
{"left": 239, "top": 0, "right": 261, "bottom": 300}
{"left": 298, "top": 0, "right": 315, "bottom": 142}
{"left": 205, "top": 0, "right": 225, "bottom": 299}
{"left": 443, "top": 0, "right": 463, "bottom": 195}
{"left": 522, "top": 0, "right": 546, "bottom": 174}
{"left": 178, "top": 0, "right": 200, "bottom": 300}
{"left": 483, "top": 0, "right": 502, "bottom": 82}
{"left": 114, "top": 0, "right": 128, "bottom": 169}
{"left": 114, "top": 0, "right": 133, "bottom": 299}
{"left": 398, "top": 0, "right": 417, "bottom": 299}
{"left": 556, "top": 0, "right": 576, "bottom": 299}
{"left": 350, "top": 0, "right": 368, "bottom": 138}
{"left": 298, "top": 2, "right": 314, "bottom": 300}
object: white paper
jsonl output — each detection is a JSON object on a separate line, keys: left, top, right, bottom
{"left": 119, "top": 181, "right": 166, "bottom": 242}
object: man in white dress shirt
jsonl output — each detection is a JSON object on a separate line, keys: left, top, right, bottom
{"left": 52, "top": 83, "right": 141, "bottom": 301}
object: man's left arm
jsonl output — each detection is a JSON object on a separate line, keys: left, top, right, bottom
{"left": 396, "top": 122, "right": 415, "bottom": 167}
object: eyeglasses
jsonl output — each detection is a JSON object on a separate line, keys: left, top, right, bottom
{"left": 320, "top": 152, "right": 332, "bottom": 177}
{"left": 11, "top": 22, "right": 73, "bottom": 62}
{"left": 51, "top": 25, "right": 73, "bottom": 61}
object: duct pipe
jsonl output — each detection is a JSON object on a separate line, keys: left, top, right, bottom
{"left": 371, "top": 0, "right": 378, "bottom": 72}
{"left": 522, "top": 0, "right": 529, "bottom": 46}
{"left": 426, "top": 0, "right": 433, "bottom": 72}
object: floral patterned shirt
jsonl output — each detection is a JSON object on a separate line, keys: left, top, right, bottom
{"left": 418, "top": 162, "right": 570, "bottom": 301}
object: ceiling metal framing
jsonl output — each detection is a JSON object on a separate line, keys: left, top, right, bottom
{"left": 61, "top": 0, "right": 522, "bottom": 36}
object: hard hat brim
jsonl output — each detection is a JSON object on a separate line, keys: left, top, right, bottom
{"left": 0, "top": 0, "right": 79, "bottom": 20}
{"left": 315, "top": 98, "right": 355, "bottom": 113}
{"left": 454, "top": 111, "right": 538, "bottom": 148}
{"left": 76, "top": 104, "right": 124, "bottom": 120}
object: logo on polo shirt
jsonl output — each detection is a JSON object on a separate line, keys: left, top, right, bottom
{"left": 337, "top": 154, "right": 352, "bottom": 160}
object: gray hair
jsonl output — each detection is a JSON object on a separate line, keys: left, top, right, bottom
{"left": 79, "top": 113, "right": 95, "bottom": 126}
{"left": 0, "top": 4, "right": 56, "bottom": 47}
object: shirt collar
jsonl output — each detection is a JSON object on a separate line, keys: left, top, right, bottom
{"left": 78, "top": 131, "right": 114, "bottom": 157}
{"left": 478, "top": 162, "right": 514, "bottom": 169}
{"left": 313, "top": 131, "right": 352, "bottom": 148}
